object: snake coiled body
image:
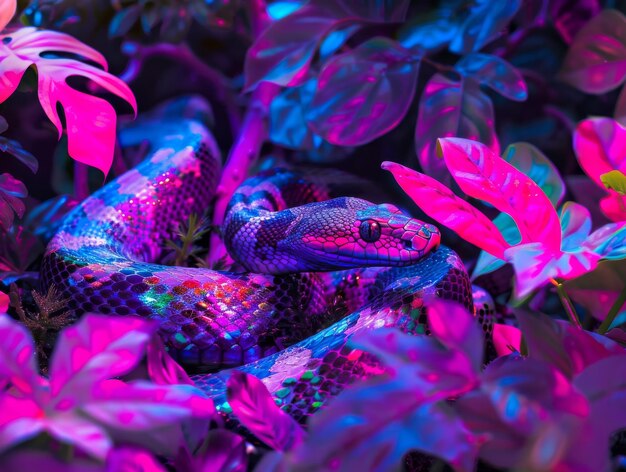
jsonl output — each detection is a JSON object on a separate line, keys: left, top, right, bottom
{"left": 41, "top": 113, "right": 480, "bottom": 417}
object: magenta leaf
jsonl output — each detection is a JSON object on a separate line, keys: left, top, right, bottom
{"left": 0, "top": 314, "right": 39, "bottom": 395}
{"left": 573, "top": 117, "right": 626, "bottom": 187}
{"left": 514, "top": 310, "right": 622, "bottom": 377}
{"left": 382, "top": 160, "right": 510, "bottom": 258}
{"left": 226, "top": 371, "right": 305, "bottom": 452}
{"left": 492, "top": 324, "right": 521, "bottom": 357}
{"left": 427, "top": 300, "right": 484, "bottom": 373}
{"left": 550, "top": 0, "right": 600, "bottom": 44}
{"left": 293, "top": 378, "right": 477, "bottom": 472}
{"left": 449, "top": 0, "right": 521, "bottom": 54}
{"left": 106, "top": 446, "right": 167, "bottom": 472}
{"left": 145, "top": 336, "right": 194, "bottom": 386}
{"left": 306, "top": 37, "right": 420, "bottom": 146}
{"left": 351, "top": 327, "right": 479, "bottom": 398}
{"left": 45, "top": 414, "right": 112, "bottom": 460}
{"left": 192, "top": 430, "right": 247, "bottom": 472}
{"left": 415, "top": 74, "right": 499, "bottom": 184}
{"left": 244, "top": 4, "right": 340, "bottom": 90}
{"left": 0, "top": 291, "right": 7, "bottom": 313}
{"left": 0, "top": 27, "right": 136, "bottom": 175}
{"left": 0, "top": 173, "right": 26, "bottom": 230}
{"left": 48, "top": 314, "right": 157, "bottom": 404}
{"left": 560, "top": 9, "right": 626, "bottom": 93}
{"left": 0, "top": 0, "right": 16, "bottom": 31}
{"left": 501, "top": 142, "right": 565, "bottom": 207}
{"left": 455, "top": 54, "right": 527, "bottom": 101}
{"left": 438, "top": 138, "right": 562, "bottom": 252}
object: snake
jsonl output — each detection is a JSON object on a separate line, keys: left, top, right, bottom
{"left": 41, "top": 108, "right": 486, "bottom": 421}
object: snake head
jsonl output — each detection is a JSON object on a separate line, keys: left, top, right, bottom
{"left": 293, "top": 197, "right": 441, "bottom": 270}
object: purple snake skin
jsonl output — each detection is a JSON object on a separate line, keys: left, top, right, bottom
{"left": 41, "top": 114, "right": 485, "bottom": 419}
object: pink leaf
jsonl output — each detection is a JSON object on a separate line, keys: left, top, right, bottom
{"left": 48, "top": 314, "right": 157, "bottom": 405}
{"left": 0, "top": 395, "right": 43, "bottom": 454}
{"left": 107, "top": 446, "right": 168, "bottom": 472}
{"left": 0, "top": 291, "right": 7, "bottom": 313}
{"left": 0, "top": 0, "right": 15, "bottom": 31}
{"left": 492, "top": 324, "right": 522, "bottom": 357}
{"left": 0, "top": 28, "right": 136, "bottom": 176}
{"left": 427, "top": 300, "right": 484, "bottom": 373}
{"left": 45, "top": 414, "right": 112, "bottom": 460}
{"left": 573, "top": 117, "right": 626, "bottom": 187}
{"left": 0, "top": 315, "right": 39, "bottom": 395}
{"left": 559, "top": 202, "right": 592, "bottom": 251}
{"left": 559, "top": 9, "right": 626, "bottom": 93}
{"left": 145, "top": 336, "right": 193, "bottom": 386}
{"left": 415, "top": 73, "right": 499, "bottom": 185}
{"left": 226, "top": 371, "right": 305, "bottom": 452}
{"left": 306, "top": 37, "right": 420, "bottom": 146}
{"left": 550, "top": 0, "right": 600, "bottom": 44}
{"left": 351, "top": 328, "right": 479, "bottom": 397}
{"left": 600, "top": 194, "right": 626, "bottom": 221}
{"left": 382, "top": 160, "right": 510, "bottom": 258}
{"left": 194, "top": 430, "right": 247, "bottom": 472}
{"left": 295, "top": 379, "right": 478, "bottom": 472}
{"left": 438, "top": 138, "right": 562, "bottom": 252}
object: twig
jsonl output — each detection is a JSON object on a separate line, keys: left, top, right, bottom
{"left": 550, "top": 278, "right": 582, "bottom": 329}
{"left": 119, "top": 41, "right": 242, "bottom": 134}
{"left": 597, "top": 285, "right": 626, "bottom": 334}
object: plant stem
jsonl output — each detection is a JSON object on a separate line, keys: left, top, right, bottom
{"left": 207, "top": 0, "right": 278, "bottom": 266}
{"left": 597, "top": 285, "right": 626, "bottom": 334}
{"left": 74, "top": 162, "right": 89, "bottom": 200}
{"left": 551, "top": 278, "right": 582, "bottom": 329}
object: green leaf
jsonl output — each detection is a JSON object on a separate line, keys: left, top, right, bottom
{"left": 600, "top": 170, "right": 626, "bottom": 195}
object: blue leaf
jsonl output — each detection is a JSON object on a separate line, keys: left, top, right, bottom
{"left": 450, "top": 0, "right": 521, "bottom": 54}
{"left": 399, "top": 17, "right": 458, "bottom": 52}
{"left": 456, "top": 54, "right": 528, "bottom": 101}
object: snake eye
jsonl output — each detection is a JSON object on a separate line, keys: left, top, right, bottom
{"left": 359, "top": 220, "right": 381, "bottom": 242}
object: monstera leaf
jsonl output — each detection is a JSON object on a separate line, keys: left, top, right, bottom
{"left": 0, "top": 16, "right": 136, "bottom": 176}
{"left": 415, "top": 74, "right": 498, "bottom": 184}
{"left": 560, "top": 9, "right": 626, "bottom": 93}
{"left": 306, "top": 37, "right": 420, "bottom": 146}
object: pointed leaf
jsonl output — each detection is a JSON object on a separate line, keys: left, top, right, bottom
{"left": 456, "top": 54, "right": 527, "bottom": 101}
{"left": 573, "top": 117, "right": 626, "bottom": 187}
{"left": 601, "top": 169, "right": 626, "bottom": 194}
{"left": 415, "top": 74, "right": 499, "bottom": 184}
{"left": 244, "top": 4, "right": 340, "bottom": 90}
{"left": 45, "top": 414, "right": 112, "bottom": 460}
{"left": 450, "top": 0, "right": 521, "bottom": 54}
{"left": 0, "top": 136, "right": 38, "bottom": 173}
{"left": 0, "top": 0, "right": 16, "bottom": 31}
{"left": 502, "top": 142, "right": 565, "bottom": 207}
{"left": 382, "top": 160, "right": 510, "bottom": 258}
{"left": 49, "top": 314, "right": 157, "bottom": 404}
{"left": 438, "top": 138, "right": 562, "bottom": 251}
{"left": 399, "top": 17, "right": 458, "bottom": 53}
{"left": 306, "top": 37, "right": 420, "bottom": 146}
{"left": 146, "top": 336, "right": 194, "bottom": 386}
{"left": 294, "top": 378, "right": 477, "bottom": 472}
{"left": 492, "top": 324, "right": 521, "bottom": 357}
{"left": 0, "top": 315, "right": 39, "bottom": 395}
{"left": 584, "top": 222, "right": 626, "bottom": 259}
{"left": 427, "top": 300, "right": 484, "bottom": 373}
{"left": 559, "top": 9, "right": 626, "bottom": 93}
{"left": 559, "top": 202, "right": 592, "bottom": 251}
{"left": 227, "top": 371, "right": 305, "bottom": 452}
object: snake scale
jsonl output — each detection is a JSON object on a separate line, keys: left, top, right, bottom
{"left": 41, "top": 109, "right": 487, "bottom": 421}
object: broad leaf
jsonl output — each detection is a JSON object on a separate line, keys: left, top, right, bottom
{"left": 427, "top": 300, "right": 484, "bottom": 373}
{"left": 438, "top": 138, "right": 561, "bottom": 251}
{"left": 450, "top": 0, "right": 521, "bottom": 54}
{"left": 0, "top": 0, "right": 16, "bottom": 31}
{"left": 573, "top": 117, "right": 626, "bottom": 187}
{"left": 502, "top": 142, "right": 565, "bottom": 207}
{"left": 560, "top": 9, "right": 626, "bottom": 93}
{"left": 49, "top": 314, "right": 157, "bottom": 404}
{"left": 382, "top": 161, "right": 510, "bottom": 258}
{"left": 293, "top": 378, "right": 477, "bottom": 472}
{"left": 0, "top": 291, "right": 7, "bottom": 313}
{"left": 559, "top": 202, "right": 592, "bottom": 251}
{"left": 307, "top": 37, "right": 420, "bottom": 146}
{"left": 227, "top": 371, "right": 305, "bottom": 452}
{"left": 415, "top": 74, "right": 498, "bottom": 184}
{"left": 455, "top": 54, "right": 527, "bottom": 101}
{"left": 145, "top": 336, "right": 194, "bottom": 386}
{"left": 492, "top": 324, "right": 521, "bottom": 357}
{"left": 472, "top": 213, "right": 520, "bottom": 279}
{"left": 399, "top": 16, "right": 458, "bottom": 53}
{"left": 0, "top": 315, "right": 39, "bottom": 394}
{"left": 244, "top": 3, "right": 340, "bottom": 90}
